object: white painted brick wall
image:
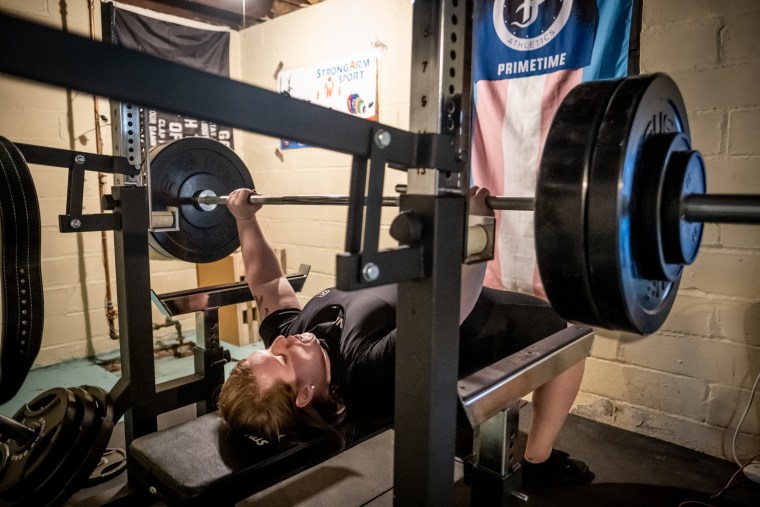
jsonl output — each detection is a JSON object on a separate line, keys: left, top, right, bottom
{"left": 721, "top": 9, "right": 760, "bottom": 63}
{"left": 573, "top": 0, "right": 760, "bottom": 460}
{"left": 683, "top": 250, "right": 760, "bottom": 298}
{"left": 620, "top": 335, "right": 760, "bottom": 388}
{"left": 644, "top": 1, "right": 760, "bottom": 28}
{"left": 0, "top": 0, "right": 238, "bottom": 365}
{"left": 582, "top": 358, "right": 709, "bottom": 418}
{"left": 643, "top": 20, "right": 721, "bottom": 70}
{"left": 238, "top": 0, "right": 412, "bottom": 290}
{"left": 729, "top": 110, "right": 760, "bottom": 155}
{"left": 666, "top": 65, "right": 760, "bottom": 111}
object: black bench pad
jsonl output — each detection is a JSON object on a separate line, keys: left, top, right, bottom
{"left": 128, "top": 412, "right": 390, "bottom": 506}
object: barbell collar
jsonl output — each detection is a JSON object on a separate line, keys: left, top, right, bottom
{"left": 682, "top": 194, "right": 760, "bottom": 224}
{"left": 485, "top": 196, "right": 535, "bottom": 211}
{"left": 150, "top": 211, "right": 177, "bottom": 231}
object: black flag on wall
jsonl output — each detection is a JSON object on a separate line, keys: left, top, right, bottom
{"left": 112, "top": 8, "right": 235, "bottom": 148}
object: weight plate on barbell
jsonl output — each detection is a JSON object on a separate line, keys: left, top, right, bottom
{"left": 149, "top": 138, "right": 254, "bottom": 263}
{"left": 661, "top": 147, "right": 706, "bottom": 266}
{"left": 536, "top": 78, "right": 623, "bottom": 329}
{"left": 586, "top": 73, "right": 691, "bottom": 335}
{"left": 633, "top": 132, "right": 704, "bottom": 282}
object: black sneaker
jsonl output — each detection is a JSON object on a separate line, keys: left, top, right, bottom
{"left": 522, "top": 449, "right": 590, "bottom": 484}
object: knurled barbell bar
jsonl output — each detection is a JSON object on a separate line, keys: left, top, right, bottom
{"left": 190, "top": 188, "right": 759, "bottom": 224}
{"left": 192, "top": 190, "right": 539, "bottom": 212}
{"left": 193, "top": 192, "right": 402, "bottom": 208}
{"left": 147, "top": 74, "right": 760, "bottom": 334}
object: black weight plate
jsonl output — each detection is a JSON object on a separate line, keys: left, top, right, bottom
{"left": 0, "top": 443, "right": 8, "bottom": 474}
{"left": 535, "top": 78, "right": 623, "bottom": 328}
{"left": 71, "top": 386, "right": 117, "bottom": 487}
{"left": 149, "top": 138, "right": 254, "bottom": 263}
{"left": 20, "top": 387, "right": 100, "bottom": 507}
{"left": 86, "top": 448, "right": 127, "bottom": 487}
{"left": 633, "top": 133, "right": 690, "bottom": 282}
{"left": 586, "top": 74, "right": 690, "bottom": 335}
{"left": 35, "top": 386, "right": 115, "bottom": 507}
{"left": 661, "top": 149, "right": 706, "bottom": 266}
{"left": 81, "top": 385, "right": 114, "bottom": 431}
{"left": 78, "top": 386, "right": 116, "bottom": 487}
{"left": 0, "top": 387, "right": 81, "bottom": 497}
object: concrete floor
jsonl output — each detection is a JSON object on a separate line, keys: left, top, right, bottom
{"left": 61, "top": 404, "right": 760, "bottom": 507}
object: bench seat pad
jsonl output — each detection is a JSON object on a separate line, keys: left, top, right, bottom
{"left": 128, "top": 412, "right": 389, "bottom": 506}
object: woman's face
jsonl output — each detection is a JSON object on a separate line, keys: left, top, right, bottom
{"left": 243, "top": 333, "right": 328, "bottom": 395}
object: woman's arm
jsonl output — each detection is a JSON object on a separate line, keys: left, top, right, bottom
{"left": 227, "top": 188, "right": 301, "bottom": 318}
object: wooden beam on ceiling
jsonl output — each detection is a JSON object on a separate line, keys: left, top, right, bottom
{"left": 115, "top": 0, "right": 324, "bottom": 30}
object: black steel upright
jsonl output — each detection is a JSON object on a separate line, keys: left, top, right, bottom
{"left": 112, "top": 185, "right": 157, "bottom": 443}
{"left": 392, "top": 1, "right": 472, "bottom": 505}
{"left": 395, "top": 195, "right": 464, "bottom": 505}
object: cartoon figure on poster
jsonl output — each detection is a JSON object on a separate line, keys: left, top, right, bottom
{"left": 279, "top": 51, "right": 377, "bottom": 149}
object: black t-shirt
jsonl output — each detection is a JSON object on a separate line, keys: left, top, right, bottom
{"left": 258, "top": 285, "right": 567, "bottom": 423}
{"left": 258, "top": 285, "right": 398, "bottom": 422}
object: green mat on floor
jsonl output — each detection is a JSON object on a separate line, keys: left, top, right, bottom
{"left": 0, "top": 337, "right": 261, "bottom": 417}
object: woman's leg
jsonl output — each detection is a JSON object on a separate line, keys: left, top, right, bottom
{"left": 524, "top": 359, "right": 585, "bottom": 462}
{"left": 459, "top": 288, "right": 588, "bottom": 478}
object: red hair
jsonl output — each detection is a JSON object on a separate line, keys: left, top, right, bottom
{"left": 218, "top": 360, "right": 347, "bottom": 446}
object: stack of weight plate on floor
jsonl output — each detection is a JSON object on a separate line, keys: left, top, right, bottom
{"left": 0, "top": 385, "right": 118, "bottom": 506}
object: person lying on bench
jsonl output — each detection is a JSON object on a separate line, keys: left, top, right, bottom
{"left": 218, "top": 186, "right": 589, "bottom": 484}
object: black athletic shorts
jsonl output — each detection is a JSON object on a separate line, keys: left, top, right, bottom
{"left": 458, "top": 287, "right": 567, "bottom": 377}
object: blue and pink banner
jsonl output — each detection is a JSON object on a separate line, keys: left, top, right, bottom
{"left": 471, "top": 0, "right": 633, "bottom": 296}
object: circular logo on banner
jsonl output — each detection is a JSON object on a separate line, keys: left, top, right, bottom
{"left": 493, "top": 0, "right": 573, "bottom": 51}
{"left": 346, "top": 93, "right": 366, "bottom": 115}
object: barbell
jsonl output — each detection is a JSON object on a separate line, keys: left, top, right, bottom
{"left": 190, "top": 188, "right": 758, "bottom": 224}
{"left": 147, "top": 74, "right": 759, "bottom": 334}
{"left": 191, "top": 191, "right": 537, "bottom": 211}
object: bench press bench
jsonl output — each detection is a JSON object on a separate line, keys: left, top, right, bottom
{"left": 127, "top": 326, "right": 594, "bottom": 506}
